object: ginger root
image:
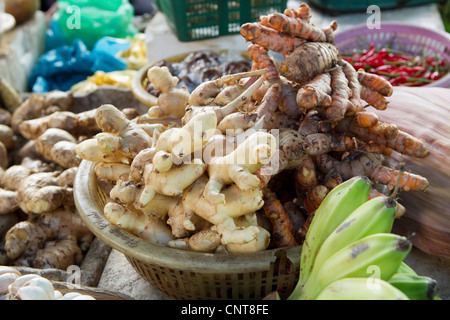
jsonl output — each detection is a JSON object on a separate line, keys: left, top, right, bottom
{"left": 95, "top": 104, "right": 156, "bottom": 158}
{"left": 17, "top": 171, "right": 74, "bottom": 215}
{"left": 104, "top": 202, "right": 173, "bottom": 246}
{"left": 146, "top": 66, "right": 190, "bottom": 119}
{"left": 35, "top": 128, "right": 81, "bottom": 169}
{"left": 5, "top": 207, "right": 93, "bottom": 269}
{"left": 204, "top": 131, "right": 277, "bottom": 205}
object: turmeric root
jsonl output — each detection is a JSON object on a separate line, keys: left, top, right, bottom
{"left": 335, "top": 118, "right": 428, "bottom": 158}
{"left": 316, "top": 151, "right": 429, "bottom": 191}
{"left": 280, "top": 42, "right": 340, "bottom": 84}
{"left": 296, "top": 73, "right": 332, "bottom": 110}
{"left": 246, "top": 44, "right": 280, "bottom": 83}
{"left": 303, "top": 185, "right": 329, "bottom": 213}
{"left": 341, "top": 61, "right": 363, "bottom": 109}
{"left": 284, "top": 2, "right": 311, "bottom": 21}
{"left": 326, "top": 67, "right": 355, "bottom": 121}
{"left": 240, "top": 22, "right": 306, "bottom": 56}
{"left": 360, "top": 86, "right": 389, "bottom": 110}
{"left": 358, "top": 141, "right": 393, "bottom": 156}
{"left": 247, "top": 44, "right": 303, "bottom": 119}
{"left": 294, "top": 156, "right": 317, "bottom": 191}
{"left": 357, "top": 69, "right": 393, "bottom": 97}
{"left": 322, "top": 20, "right": 338, "bottom": 43}
{"left": 262, "top": 188, "right": 297, "bottom": 248}
{"left": 146, "top": 66, "right": 190, "bottom": 119}
{"left": 260, "top": 12, "right": 327, "bottom": 42}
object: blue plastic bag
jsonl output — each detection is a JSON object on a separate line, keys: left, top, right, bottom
{"left": 29, "top": 38, "right": 129, "bottom": 93}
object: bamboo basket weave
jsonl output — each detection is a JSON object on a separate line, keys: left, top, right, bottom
{"left": 74, "top": 160, "right": 301, "bottom": 300}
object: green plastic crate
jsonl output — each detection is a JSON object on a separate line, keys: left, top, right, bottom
{"left": 308, "top": 0, "right": 444, "bottom": 14}
{"left": 153, "top": 0, "right": 288, "bottom": 42}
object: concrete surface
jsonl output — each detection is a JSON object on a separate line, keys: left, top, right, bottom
{"left": 97, "top": 249, "right": 172, "bottom": 300}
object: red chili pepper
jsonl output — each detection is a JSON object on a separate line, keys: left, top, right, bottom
{"left": 425, "top": 55, "right": 435, "bottom": 65}
{"left": 358, "top": 43, "right": 376, "bottom": 63}
{"left": 365, "top": 52, "right": 388, "bottom": 67}
{"left": 429, "top": 71, "right": 441, "bottom": 81}
{"left": 389, "top": 75, "right": 409, "bottom": 85}
{"left": 341, "top": 57, "right": 353, "bottom": 63}
{"left": 423, "top": 71, "right": 432, "bottom": 79}
{"left": 374, "top": 65, "right": 397, "bottom": 73}
{"left": 385, "top": 52, "right": 413, "bottom": 62}
{"left": 352, "top": 62, "right": 366, "bottom": 70}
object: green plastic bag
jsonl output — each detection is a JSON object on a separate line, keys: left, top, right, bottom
{"left": 53, "top": 0, "right": 138, "bottom": 49}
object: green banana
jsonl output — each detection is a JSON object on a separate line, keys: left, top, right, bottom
{"left": 294, "top": 233, "right": 412, "bottom": 300}
{"left": 296, "top": 176, "right": 371, "bottom": 292}
{"left": 312, "top": 196, "right": 397, "bottom": 271}
{"left": 315, "top": 277, "right": 409, "bottom": 300}
{"left": 389, "top": 273, "right": 438, "bottom": 300}
{"left": 396, "top": 261, "right": 417, "bottom": 275}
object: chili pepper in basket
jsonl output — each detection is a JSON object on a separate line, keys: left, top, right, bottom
{"left": 341, "top": 42, "right": 448, "bottom": 86}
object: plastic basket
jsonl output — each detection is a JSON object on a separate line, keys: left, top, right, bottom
{"left": 334, "top": 22, "right": 450, "bottom": 88}
{"left": 153, "top": 0, "right": 288, "bottom": 42}
{"left": 74, "top": 160, "right": 301, "bottom": 300}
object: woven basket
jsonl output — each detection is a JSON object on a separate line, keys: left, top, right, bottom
{"left": 51, "top": 281, "right": 132, "bottom": 300}
{"left": 334, "top": 22, "right": 450, "bottom": 88}
{"left": 74, "top": 160, "right": 301, "bottom": 300}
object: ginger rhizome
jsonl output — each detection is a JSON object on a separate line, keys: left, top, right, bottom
{"left": 0, "top": 90, "right": 99, "bottom": 270}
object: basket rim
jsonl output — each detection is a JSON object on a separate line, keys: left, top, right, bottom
{"left": 131, "top": 49, "right": 250, "bottom": 108}
{"left": 334, "top": 21, "right": 450, "bottom": 88}
{"left": 334, "top": 21, "right": 450, "bottom": 42}
{"left": 74, "top": 160, "right": 301, "bottom": 274}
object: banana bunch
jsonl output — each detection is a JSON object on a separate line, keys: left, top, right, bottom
{"left": 287, "top": 176, "right": 439, "bottom": 300}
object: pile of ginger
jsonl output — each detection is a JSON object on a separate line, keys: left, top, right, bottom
{"left": 76, "top": 38, "right": 429, "bottom": 254}
{"left": 0, "top": 88, "right": 140, "bottom": 269}
{"left": 73, "top": 3, "right": 430, "bottom": 254}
